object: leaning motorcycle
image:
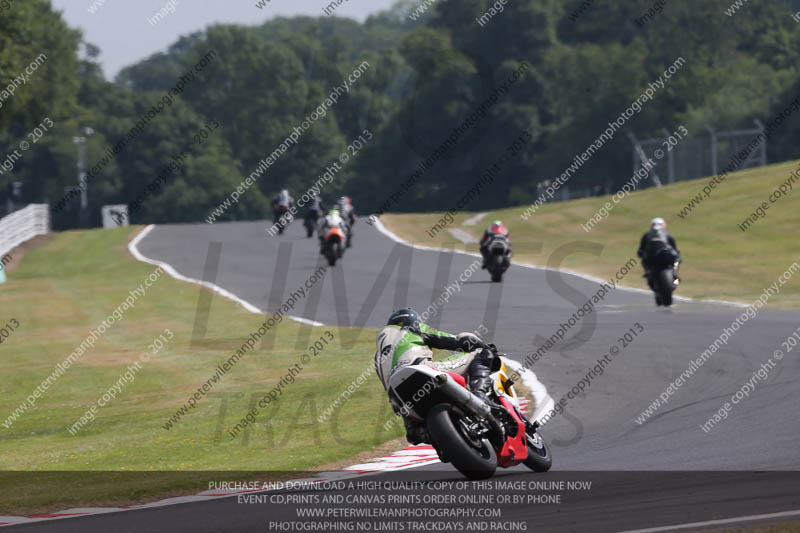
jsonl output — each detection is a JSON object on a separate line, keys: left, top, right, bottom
{"left": 485, "top": 235, "right": 512, "bottom": 283}
{"left": 322, "top": 226, "right": 345, "bottom": 266}
{"left": 650, "top": 248, "right": 680, "bottom": 307}
{"left": 387, "top": 346, "right": 551, "bottom": 479}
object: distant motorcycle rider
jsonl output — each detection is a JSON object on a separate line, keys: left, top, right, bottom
{"left": 479, "top": 220, "right": 511, "bottom": 269}
{"left": 272, "top": 189, "right": 295, "bottom": 224}
{"left": 305, "top": 195, "right": 324, "bottom": 224}
{"left": 336, "top": 196, "right": 356, "bottom": 247}
{"left": 374, "top": 308, "right": 498, "bottom": 445}
{"left": 318, "top": 208, "right": 348, "bottom": 252}
{"left": 336, "top": 196, "right": 356, "bottom": 227}
{"left": 637, "top": 217, "right": 681, "bottom": 289}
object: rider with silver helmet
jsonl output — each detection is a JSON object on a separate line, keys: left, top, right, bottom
{"left": 637, "top": 217, "right": 681, "bottom": 289}
{"left": 272, "top": 189, "right": 295, "bottom": 224}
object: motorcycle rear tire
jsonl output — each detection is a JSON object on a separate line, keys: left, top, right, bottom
{"left": 658, "top": 269, "right": 674, "bottom": 307}
{"left": 427, "top": 404, "right": 497, "bottom": 480}
{"left": 490, "top": 255, "right": 504, "bottom": 283}
{"left": 326, "top": 245, "right": 338, "bottom": 266}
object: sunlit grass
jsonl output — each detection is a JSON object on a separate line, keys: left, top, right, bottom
{"left": 0, "top": 227, "right": 400, "bottom": 513}
{"left": 384, "top": 159, "right": 800, "bottom": 308}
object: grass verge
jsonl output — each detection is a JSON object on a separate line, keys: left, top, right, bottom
{"left": 0, "top": 226, "right": 399, "bottom": 514}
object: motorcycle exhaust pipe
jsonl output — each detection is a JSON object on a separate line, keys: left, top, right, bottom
{"left": 434, "top": 373, "right": 505, "bottom": 446}
{"left": 433, "top": 374, "right": 491, "bottom": 419}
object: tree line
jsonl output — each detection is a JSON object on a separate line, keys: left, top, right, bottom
{"left": 1, "top": 0, "right": 799, "bottom": 229}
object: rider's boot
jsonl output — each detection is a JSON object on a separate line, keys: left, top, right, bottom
{"left": 467, "top": 349, "right": 502, "bottom": 410}
{"left": 403, "top": 416, "right": 429, "bottom": 445}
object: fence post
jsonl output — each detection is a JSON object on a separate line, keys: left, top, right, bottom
{"left": 754, "top": 119, "right": 767, "bottom": 166}
{"left": 627, "top": 132, "right": 640, "bottom": 176}
{"left": 661, "top": 128, "right": 675, "bottom": 183}
{"left": 629, "top": 131, "right": 662, "bottom": 187}
{"left": 705, "top": 124, "right": 717, "bottom": 176}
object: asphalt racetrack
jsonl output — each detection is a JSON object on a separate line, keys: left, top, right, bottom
{"left": 14, "top": 220, "right": 800, "bottom": 532}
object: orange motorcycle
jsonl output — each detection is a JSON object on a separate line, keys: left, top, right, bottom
{"left": 322, "top": 226, "right": 345, "bottom": 266}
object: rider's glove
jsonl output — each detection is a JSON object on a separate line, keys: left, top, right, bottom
{"left": 456, "top": 332, "right": 488, "bottom": 352}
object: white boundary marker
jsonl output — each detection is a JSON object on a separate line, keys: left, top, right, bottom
{"left": 1, "top": 225, "right": 437, "bottom": 527}
{"left": 0, "top": 445, "right": 442, "bottom": 527}
{"left": 130, "top": 223, "right": 553, "bottom": 431}
{"left": 446, "top": 227, "right": 479, "bottom": 244}
{"left": 462, "top": 212, "right": 487, "bottom": 226}
{"left": 129, "top": 224, "right": 324, "bottom": 326}
{"left": 616, "top": 508, "right": 800, "bottom": 533}
{"left": 0, "top": 220, "right": 741, "bottom": 527}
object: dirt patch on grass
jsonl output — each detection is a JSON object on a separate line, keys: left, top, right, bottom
{"left": 1, "top": 233, "right": 53, "bottom": 274}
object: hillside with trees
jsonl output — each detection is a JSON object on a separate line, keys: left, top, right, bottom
{"left": 2, "top": 0, "right": 799, "bottom": 228}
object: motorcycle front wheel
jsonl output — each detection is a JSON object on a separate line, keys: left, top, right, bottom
{"left": 427, "top": 404, "right": 497, "bottom": 480}
{"left": 522, "top": 429, "right": 552, "bottom": 472}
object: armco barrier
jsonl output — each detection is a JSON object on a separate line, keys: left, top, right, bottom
{"left": 0, "top": 204, "right": 50, "bottom": 258}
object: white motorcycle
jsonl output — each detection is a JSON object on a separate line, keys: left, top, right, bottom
{"left": 387, "top": 345, "right": 551, "bottom": 479}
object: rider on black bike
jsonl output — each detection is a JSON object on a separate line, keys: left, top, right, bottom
{"left": 637, "top": 217, "right": 681, "bottom": 290}
{"left": 479, "top": 220, "right": 511, "bottom": 269}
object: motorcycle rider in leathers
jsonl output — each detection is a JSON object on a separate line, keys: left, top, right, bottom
{"left": 637, "top": 217, "right": 681, "bottom": 290}
{"left": 479, "top": 220, "right": 511, "bottom": 269}
{"left": 273, "top": 189, "right": 294, "bottom": 224}
{"left": 318, "top": 208, "right": 348, "bottom": 253}
{"left": 374, "top": 308, "right": 497, "bottom": 445}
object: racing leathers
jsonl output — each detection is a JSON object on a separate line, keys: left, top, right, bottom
{"left": 637, "top": 228, "right": 680, "bottom": 288}
{"left": 273, "top": 191, "right": 295, "bottom": 223}
{"left": 480, "top": 229, "right": 511, "bottom": 269}
{"left": 336, "top": 198, "right": 356, "bottom": 246}
{"left": 318, "top": 212, "right": 348, "bottom": 251}
{"left": 336, "top": 198, "right": 356, "bottom": 228}
{"left": 374, "top": 323, "right": 495, "bottom": 444}
{"left": 306, "top": 196, "right": 324, "bottom": 224}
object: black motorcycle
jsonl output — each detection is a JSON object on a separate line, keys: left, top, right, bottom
{"left": 485, "top": 235, "right": 512, "bottom": 283}
{"left": 303, "top": 211, "right": 319, "bottom": 238}
{"left": 649, "top": 248, "right": 680, "bottom": 306}
{"left": 273, "top": 204, "right": 289, "bottom": 235}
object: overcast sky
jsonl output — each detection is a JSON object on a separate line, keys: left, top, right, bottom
{"left": 50, "top": 0, "right": 398, "bottom": 79}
